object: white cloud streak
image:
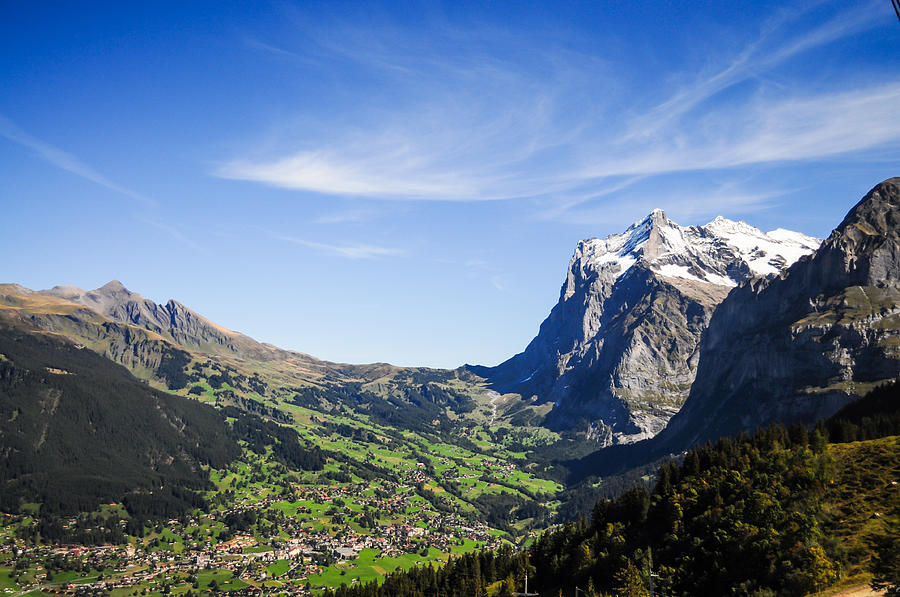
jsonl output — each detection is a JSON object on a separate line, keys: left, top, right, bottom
{"left": 0, "top": 115, "right": 213, "bottom": 253}
{"left": 313, "top": 209, "right": 377, "bottom": 225}
{"left": 222, "top": 148, "right": 479, "bottom": 198}
{"left": 140, "top": 218, "right": 210, "bottom": 254}
{"left": 0, "top": 114, "right": 156, "bottom": 208}
{"left": 623, "top": 2, "right": 884, "bottom": 142}
{"left": 583, "top": 83, "right": 900, "bottom": 179}
{"left": 219, "top": 3, "right": 897, "bottom": 210}
{"left": 273, "top": 234, "right": 403, "bottom": 259}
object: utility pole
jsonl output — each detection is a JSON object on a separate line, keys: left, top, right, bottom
{"left": 512, "top": 568, "right": 538, "bottom": 596}
{"left": 513, "top": 555, "right": 538, "bottom": 597}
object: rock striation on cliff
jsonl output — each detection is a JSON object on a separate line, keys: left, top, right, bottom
{"left": 658, "top": 177, "right": 900, "bottom": 449}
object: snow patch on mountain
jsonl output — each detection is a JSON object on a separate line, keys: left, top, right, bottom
{"left": 578, "top": 211, "right": 821, "bottom": 288}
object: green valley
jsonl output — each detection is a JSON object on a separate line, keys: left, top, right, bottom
{"left": 0, "top": 299, "right": 575, "bottom": 596}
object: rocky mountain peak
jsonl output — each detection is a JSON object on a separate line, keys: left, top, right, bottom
{"left": 568, "top": 209, "right": 677, "bottom": 288}
{"left": 44, "top": 280, "right": 132, "bottom": 299}
{"left": 818, "top": 177, "right": 900, "bottom": 287}
{"left": 835, "top": 177, "right": 900, "bottom": 241}
{"left": 480, "top": 209, "right": 822, "bottom": 445}
{"left": 570, "top": 211, "right": 820, "bottom": 293}
{"left": 97, "top": 279, "right": 128, "bottom": 293}
{"left": 35, "top": 281, "right": 246, "bottom": 354}
{"left": 703, "top": 215, "right": 759, "bottom": 236}
{"left": 44, "top": 284, "right": 85, "bottom": 298}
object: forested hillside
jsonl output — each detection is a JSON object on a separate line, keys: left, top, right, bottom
{"left": 0, "top": 319, "right": 324, "bottom": 539}
{"left": 326, "top": 381, "right": 900, "bottom": 597}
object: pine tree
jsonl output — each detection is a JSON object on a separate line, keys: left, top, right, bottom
{"left": 615, "top": 560, "right": 648, "bottom": 597}
{"left": 869, "top": 527, "right": 900, "bottom": 596}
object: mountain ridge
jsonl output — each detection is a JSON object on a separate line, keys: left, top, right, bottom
{"left": 0, "top": 280, "right": 416, "bottom": 397}
{"left": 39, "top": 280, "right": 309, "bottom": 360}
{"left": 5, "top": 184, "right": 894, "bottom": 454}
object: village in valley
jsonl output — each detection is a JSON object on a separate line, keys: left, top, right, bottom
{"left": 1, "top": 402, "right": 560, "bottom": 597}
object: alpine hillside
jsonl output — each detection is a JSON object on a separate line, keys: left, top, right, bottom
{"left": 473, "top": 210, "right": 820, "bottom": 445}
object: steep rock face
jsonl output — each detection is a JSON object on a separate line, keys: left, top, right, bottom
{"left": 659, "top": 178, "right": 900, "bottom": 449}
{"left": 478, "top": 210, "right": 820, "bottom": 445}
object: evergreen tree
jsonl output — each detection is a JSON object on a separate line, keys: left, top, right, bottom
{"left": 869, "top": 527, "right": 900, "bottom": 596}
{"left": 615, "top": 560, "right": 648, "bottom": 597}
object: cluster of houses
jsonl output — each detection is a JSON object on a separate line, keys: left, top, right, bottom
{"left": 2, "top": 472, "right": 504, "bottom": 596}
{"left": 1, "top": 429, "right": 532, "bottom": 596}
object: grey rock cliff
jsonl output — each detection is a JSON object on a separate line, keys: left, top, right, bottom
{"left": 478, "top": 210, "right": 820, "bottom": 445}
{"left": 659, "top": 177, "right": 900, "bottom": 449}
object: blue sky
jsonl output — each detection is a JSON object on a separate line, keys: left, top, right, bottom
{"left": 2, "top": 1, "right": 899, "bottom": 368}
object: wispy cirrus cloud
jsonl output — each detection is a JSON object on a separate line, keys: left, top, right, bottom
{"left": 313, "top": 208, "right": 378, "bottom": 225}
{"left": 0, "top": 114, "right": 156, "bottom": 208}
{"left": 272, "top": 233, "right": 403, "bottom": 259}
{"left": 218, "top": 2, "right": 898, "bottom": 211}
{"left": 221, "top": 146, "right": 479, "bottom": 199}
{"left": 622, "top": 1, "right": 885, "bottom": 142}
{"left": 0, "top": 115, "right": 213, "bottom": 252}
{"left": 582, "top": 82, "right": 900, "bottom": 179}
{"left": 139, "top": 218, "right": 210, "bottom": 255}
{"left": 435, "top": 257, "right": 509, "bottom": 293}
{"left": 216, "top": 65, "right": 587, "bottom": 201}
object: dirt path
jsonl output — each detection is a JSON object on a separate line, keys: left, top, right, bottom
{"left": 822, "top": 584, "right": 885, "bottom": 597}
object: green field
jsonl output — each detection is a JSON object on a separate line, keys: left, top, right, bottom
{"left": 305, "top": 548, "right": 451, "bottom": 589}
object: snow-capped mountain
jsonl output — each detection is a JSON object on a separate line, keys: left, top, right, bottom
{"left": 473, "top": 209, "right": 821, "bottom": 446}
{"left": 574, "top": 209, "right": 820, "bottom": 290}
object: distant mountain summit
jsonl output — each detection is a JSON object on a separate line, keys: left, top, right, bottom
{"left": 474, "top": 210, "right": 820, "bottom": 445}
{"left": 0, "top": 279, "right": 341, "bottom": 394}
{"left": 40, "top": 280, "right": 249, "bottom": 355}
{"left": 657, "top": 177, "right": 900, "bottom": 449}
{"left": 0, "top": 279, "right": 427, "bottom": 400}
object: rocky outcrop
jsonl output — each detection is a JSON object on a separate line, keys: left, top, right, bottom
{"left": 658, "top": 178, "right": 900, "bottom": 449}
{"left": 476, "top": 210, "right": 820, "bottom": 445}
{"left": 0, "top": 294, "right": 196, "bottom": 389}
